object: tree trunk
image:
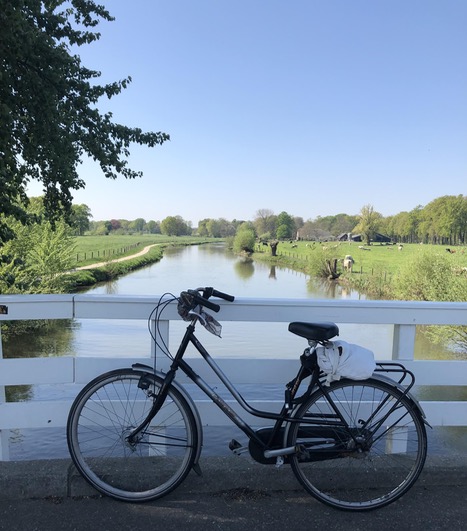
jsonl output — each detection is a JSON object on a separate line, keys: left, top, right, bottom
{"left": 325, "top": 258, "right": 340, "bottom": 280}
{"left": 270, "top": 240, "right": 279, "bottom": 257}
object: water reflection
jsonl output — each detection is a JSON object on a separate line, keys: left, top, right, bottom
{"left": 2, "top": 318, "right": 79, "bottom": 406}
{"left": 2, "top": 319, "right": 78, "bottom": 359}
{"left": 6, "top": 385, "right": 32, "bottom": 403}
{"left": 234, "top": 257, "right": 255, "bottom": 279}
{"left": 414, "top": 327, "right": 463, "bottom": 360}
{"left": 306, "top": 278, "right": 363, "bottom": 300}
{"left": 101, "top": 280, "right": 119, "bottom": 295}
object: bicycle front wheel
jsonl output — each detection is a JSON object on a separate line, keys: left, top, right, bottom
{"left": 67, "top": 368, "right": 198, "bottom": 502}
{"left": 286, "top": 378, "right": 427, "bottom": 511}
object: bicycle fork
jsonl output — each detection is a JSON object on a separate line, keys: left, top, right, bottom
{"left": 126, "top": 323, "right": 196, "bottom": 446}
{"left": 126, "top": 368, "right": 177, "bottom": 447}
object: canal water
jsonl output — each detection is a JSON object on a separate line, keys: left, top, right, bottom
{"left": 4, "top": 243, "right": 465, "bottom": 459}
{"left": 71, "top": 243, "right": 395, "bottom": 360}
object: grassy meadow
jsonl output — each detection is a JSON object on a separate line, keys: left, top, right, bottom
{"left": 253, "top": 239, "right": 467, "bottom": 300}
{"left": 258, "top": 239, "right": 467, "bottom": 276}
{"left": 73, "top": 234, "right": 219, "bottom": 267}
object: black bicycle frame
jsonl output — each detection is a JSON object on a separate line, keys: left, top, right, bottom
{"left": 179, "top": 323, "right": 308, "bottom": 451}
{"left": 130, "top": 320, "right": 316, "bottom": 453}
{"left": 130, "top": 318, "right": 415, "bottom": 456}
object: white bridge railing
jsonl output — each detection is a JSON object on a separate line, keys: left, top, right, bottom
{"left": 1, "top": 294, "right": 466, "bottom": 461}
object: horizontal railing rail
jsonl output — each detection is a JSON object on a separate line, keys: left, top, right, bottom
{"left": 1, "top": 294, "right": 466, "bottom": 461}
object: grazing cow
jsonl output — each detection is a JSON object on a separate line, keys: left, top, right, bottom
{"left": 343, "top": 255, "right": 354, "bottom": 272}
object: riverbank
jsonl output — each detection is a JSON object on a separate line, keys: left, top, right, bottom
{"left": 67, "top": 244, "right": 165, "bottom": 290}
{"left": 68, "top": 239, "right": 219, "bottom": 291}
{"left": 75, "top": 244, "right": 161, "bottom": 270}
{"left": 251, "top": 242, "right": 467, "bottom": 300}
{"left": 252, "top": 247, "right": 443, "bottom": 305}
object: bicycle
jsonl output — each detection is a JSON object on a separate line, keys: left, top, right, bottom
{"left": 67, "top": 287, "right": 429, "bottom": 511}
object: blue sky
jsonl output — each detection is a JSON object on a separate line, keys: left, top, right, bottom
{"left": 28, "top": 0, "right": 467, "bottom": 226}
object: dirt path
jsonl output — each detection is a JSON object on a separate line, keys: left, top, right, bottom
{"left": 76, "top": 244, "right": 159, "bottom": 270}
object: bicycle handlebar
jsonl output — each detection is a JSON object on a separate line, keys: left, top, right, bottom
{"left": 205, "top": 287, "right": 235, "bottom": 302}
{"left": 187, "top": 287, "right": 235, "bottom": 313}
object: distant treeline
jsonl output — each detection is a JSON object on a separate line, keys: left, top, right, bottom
{"left": 86, "top": 195, "right": 467, "bottom": 245}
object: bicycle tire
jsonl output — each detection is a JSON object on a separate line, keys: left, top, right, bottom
{"left": 67, "top": 368, "right": 198, "bottom": 502}
{"left": 286, "top": 377, "right": 427, "bottom": 511}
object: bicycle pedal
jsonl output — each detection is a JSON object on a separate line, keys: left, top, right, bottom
{"left": 229, "top": 439, "right": 248, "bottom": 455}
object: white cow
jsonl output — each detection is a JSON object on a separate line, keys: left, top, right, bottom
{"left": 343, "top": 255, "right": 354, "bottom": 272}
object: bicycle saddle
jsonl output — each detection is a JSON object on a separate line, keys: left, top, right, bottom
{"left": 288, "top": 321, "right": 339, "bottom": 341}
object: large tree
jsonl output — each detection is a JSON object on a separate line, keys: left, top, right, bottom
{"left": 353, "top": 204, "right": 382, "bottom": 245}
{"left": 276, "top": 211, "right": 295, "bottom": 240}
{"left": 0, "top": 0, "right": 169, "bottom": 242}
{"left": 419, "top": 195, "right": 467, "bottom": 245}
{"left": 70, "top": 203, "right": 92, "bottom": 236}
{"left": 160, "top": 215, "right": 192, "bottom": 236}
{"left": 254, "top": 209, "right": 277, "bottom": 239}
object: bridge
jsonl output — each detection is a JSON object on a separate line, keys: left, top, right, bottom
{"left": 1, "top": 294, "right": 466, "bottom": 463}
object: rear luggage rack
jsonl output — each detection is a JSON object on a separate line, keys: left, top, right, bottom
{"left": 375, "top": 361, "right": 416, "bottom": 393}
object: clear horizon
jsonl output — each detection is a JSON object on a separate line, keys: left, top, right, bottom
{"left": 26, "top": 0, "right": 467, "bottom": 226}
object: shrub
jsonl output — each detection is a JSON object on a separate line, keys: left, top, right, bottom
{"left": 393, "top": 249, "right": 467, "bottom": 354}
{"left": 233, "top": 225, "right": 256, "bottom": 253}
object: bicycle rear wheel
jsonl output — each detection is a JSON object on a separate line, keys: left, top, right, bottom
{"left": 67, "top": 368, "right": 198, "bottom": 502}
{"left": 286, "top": 378, "right": 427, "bottom": 511}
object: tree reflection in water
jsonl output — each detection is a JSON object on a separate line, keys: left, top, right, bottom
{"left": 2, "top": 319, "right": 78, "bottom": 403}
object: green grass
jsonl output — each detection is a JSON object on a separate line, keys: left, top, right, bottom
{"left": 72, "top": 234, "right": 221, "bottom": 266}
{"left": 255, "top": 240, "right": 467, "bottom": 277}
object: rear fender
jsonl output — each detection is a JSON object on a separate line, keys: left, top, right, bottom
{"left": 285, "top": 374, "right": 431, "bottom": 441}
{"left": 369, "top": 374, "right": 431, "bottom": 426}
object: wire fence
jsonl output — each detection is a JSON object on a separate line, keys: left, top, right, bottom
{"left": 75, "top": 243, "right": 141, "bottom": 263}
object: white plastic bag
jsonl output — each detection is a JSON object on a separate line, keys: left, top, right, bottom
{"left": 316, "top": 340, "right": 376, "bottom": 386}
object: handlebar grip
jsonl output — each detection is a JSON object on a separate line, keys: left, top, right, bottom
{"left": 211, "top": 288, "right": 235, "bottom": 302}
{"left": 188, "top": 290, "right": 221, "bottom": 313}
{"left": 203, "top": 299, "right": 221, "bottom": 312}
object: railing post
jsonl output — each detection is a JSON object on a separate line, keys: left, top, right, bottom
{"left": 150, "top": 319, "right": 170, "bottom": 371}
{"left": 392, "top": 324, "right": 416, "bottom": 361}
{"left": 0, "top": 327, "right": 11, "bottom": 460}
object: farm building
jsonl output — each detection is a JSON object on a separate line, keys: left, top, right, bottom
{"left": 338, "top": 232, "right": 392, "bottom": 243}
